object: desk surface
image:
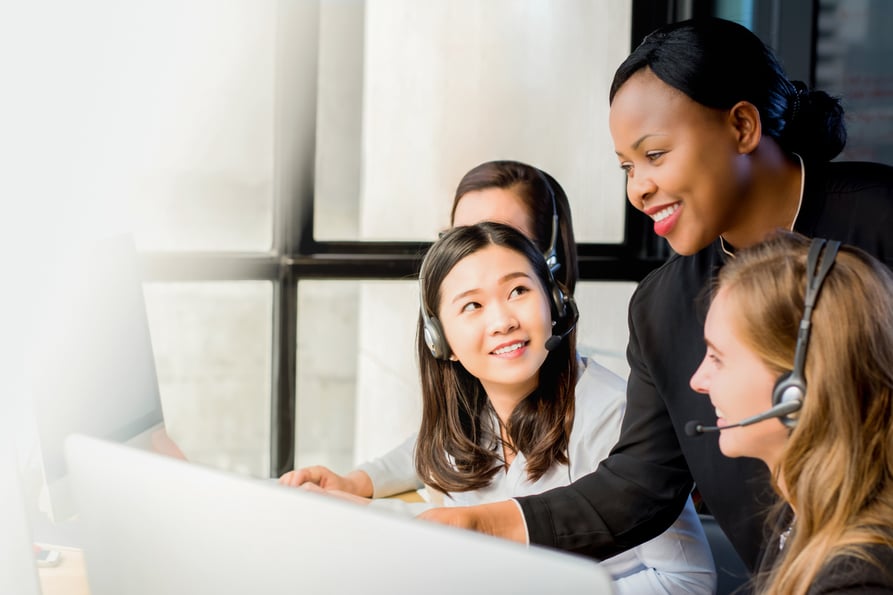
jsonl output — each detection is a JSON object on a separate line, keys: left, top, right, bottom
{"left": 37, "top": 545, "right": 89, "bottom": 595}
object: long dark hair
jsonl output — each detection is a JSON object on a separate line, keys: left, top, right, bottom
{"left": 451, "top": 160, "right": 579, "bottom": 292}
{"left": 415, "top": 222, "right": 577, "bottom": 493}
{"left": 609, "top": 17, "right": 846, "bottom": 162}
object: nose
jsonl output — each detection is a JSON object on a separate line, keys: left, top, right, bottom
{"left": 487, "top": 303, "right": 519, "bottom": 335}
{"left": 626, "top": 169, "right": 657, "bottom": 210}
{"left": 689, "top": 359, "right": 710, "bottom": 395}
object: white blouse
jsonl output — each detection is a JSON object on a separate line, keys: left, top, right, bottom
{"left": 363, "top": 357, "right": 716, "bottom": 594}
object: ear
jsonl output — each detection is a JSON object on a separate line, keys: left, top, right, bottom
{"left": 449, "top": 353, "right": 459, "bottom": 362}
{"left": 728, "top": 101, "right": 762, "bottom": 154}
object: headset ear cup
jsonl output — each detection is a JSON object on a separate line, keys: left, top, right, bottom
{"left": 547, "top": 269, "right": 570, "bottom": 322}
{"left": 551, "top": 284, "right": 566, "bottom": 320}
{"left": 419, "top": 275, "right": 451, "bottom": 360}
{"left": 766, "top": 238, "right": 838, "bottom": 431}
{"left": 423, "top": 315, "right": 450, "bottom": 360}
{"left": 772, "top": 372, "right": 805, "bottom": 428}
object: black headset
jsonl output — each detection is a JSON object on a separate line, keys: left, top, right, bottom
{"left": 420, "top": 172, "right": 576, "bottom": 360}
{"left": 771, "top": 237, "right": 840, "bottom": 428}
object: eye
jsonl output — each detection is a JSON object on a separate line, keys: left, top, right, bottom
{"left": 460, "top": 301, "right": 481, "bottom": 313}
{"left": 509, "top": 285, "right": 530, "bottom": 299}
{"left": 706, "top": 352, "right": 722, "bottom": 368}
{"left": 645, "top": 150, "right": 666, "bottom": 162}
{"left": 619, "top": 161, "right": 633, "bottom": 175}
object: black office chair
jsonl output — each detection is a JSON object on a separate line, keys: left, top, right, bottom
{"left": 699, "top": 514, "right": 752, "bottom": 595}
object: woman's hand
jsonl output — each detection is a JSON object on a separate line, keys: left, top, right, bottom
{"left": 278, "top": 466, "right": 373, "bottom": 498}
{"left": 296, "top": 482, "right": 373, "bottom": 506}
{"left": 416, "top": 501, "right": 527, "bottom": 543}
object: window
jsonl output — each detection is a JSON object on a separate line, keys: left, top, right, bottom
{"left": 18, "top": 1, "right": 668, "bottom": 480}
{"left": 294, "top": 1, "right": 643, "bottom": 474}
{"left": 815, "top": 0, "right": 893, "bottom": 163}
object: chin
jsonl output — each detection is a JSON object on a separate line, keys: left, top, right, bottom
{"left": 718, "top": 437, "right": 744, "bottom": 459}
{"left": 666, "top": 243, "right": 696, "bottom": 256}
{"left": 666, "top": 235, "right": 713, "bottom": 257}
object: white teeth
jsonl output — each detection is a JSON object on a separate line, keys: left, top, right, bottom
{"left": 652, "top": 204, "right": 679, "bottom": 222}
{"left": 493, "top": 342, "right": 525, "bottom": 355}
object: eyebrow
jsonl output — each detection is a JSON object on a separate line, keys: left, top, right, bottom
{"left": 449, "top": 271, "right": 533, "bottom": 305}
{"left": 704, "top": 337, "right": 723, "bottom": 356}
{"left": 615, "top": 133, "right": 668, "bottom": 157}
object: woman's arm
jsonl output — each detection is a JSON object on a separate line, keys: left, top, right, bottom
{"left": 279, "top": 433, "right": 423, "bottom": 499}
{"left": 355, "top": 433, "right": 424, "bottom": 498}
{"left": 517, "top": 373, "right": 693, "bottom": 558}
{"left": 416, "top": 400, "right": 692, "bottom": 558}
{"left": 515, "top": 282, "right": 694, "bottom": 559}
{"left": 417, "top": 500, "right": 528, "bottom": 543}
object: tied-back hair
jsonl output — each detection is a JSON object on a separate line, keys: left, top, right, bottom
{"left": 715, "top": 232, "right": 893, "bottom": 595}
{"left": 451, "top": 160, "right": 579, "bottom": 292}
{"left": 415, "top": 222, "right": 577, "bottom": 494}
{"left": 609, "top": 18, "right": 846, "bottom": 163}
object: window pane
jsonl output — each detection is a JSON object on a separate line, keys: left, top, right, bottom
{"left": 295, "top": 281, "right": 420, "bottom": 471}
{"left": 62, "top": 2, "right": 278, "bottom": 252}
{"left": 314, "top": 0, "right": 632, "bottom": 244}
{"left": 815, "top": 0, "right": 893, "bottom": 163}
{"left": 294, "top": 279, "right": 633, "bottom": 471}
{"left": 143, "top": 282, "right": 273, "bottom": 477}
{"left": 575, "top": 281, "right": 636, "bottom": 380}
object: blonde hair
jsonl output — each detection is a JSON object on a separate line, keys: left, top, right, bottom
{"left": 715, "top": 232, "right": 893, "bottom": 594}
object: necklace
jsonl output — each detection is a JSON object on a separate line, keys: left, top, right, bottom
{"left": 789, "top": 152, "right": 806, "bottom": 229}
{"left": 719, "top": 153, "right": 805, "bottom": 259}
{"left": 719, "top": 235, "right": 735, "bottom": 258}
{"left": 779, "top": 516, "right": 796, "bottom": 551}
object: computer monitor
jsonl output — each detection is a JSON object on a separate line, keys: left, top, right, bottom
{"left": 65, "top": 434, "right": 614, "bottom": 595}
{"left": 25, "top": 234, "right": 165, "bottom": 526}
{"left": 0, "top": 428, "right": 42, "bottom": 595}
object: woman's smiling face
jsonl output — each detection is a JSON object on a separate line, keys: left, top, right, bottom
{"left": 609, "top": 68, "right": 750, "bottom": 255}
{"left": 437, "top": 244, "right": 552, "bottom": 401}
{"left": 689, "top": 286, "right": 789, "bottom": 469}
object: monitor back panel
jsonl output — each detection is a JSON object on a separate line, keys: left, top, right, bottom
{"left": 29, "top": 234, "right": 164, "bottom": 523}
{"left": 0, "top": 432, "right": 42, "bottom": 595}
{"left": 65, "top": 434, "right": 614, "bottom": 595}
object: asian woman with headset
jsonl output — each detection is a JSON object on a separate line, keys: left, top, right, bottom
{"left": 280, "top": 160, "right": 574, "bottom": 500}
{"left": 280, "top": 161, "right": 717, "bottom": 593}
{"left": 407, "top": 221, "right": 714, "bottom": 594}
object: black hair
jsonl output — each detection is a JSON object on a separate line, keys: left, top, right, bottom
{"left": 609, "top": 18, "right": 846, "bottom": 162}
{"left": 415, "top": 222, "right": 576, "bottom": 493}
{"left": 451, "top": 160, "right": 578, "bottom": 292}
